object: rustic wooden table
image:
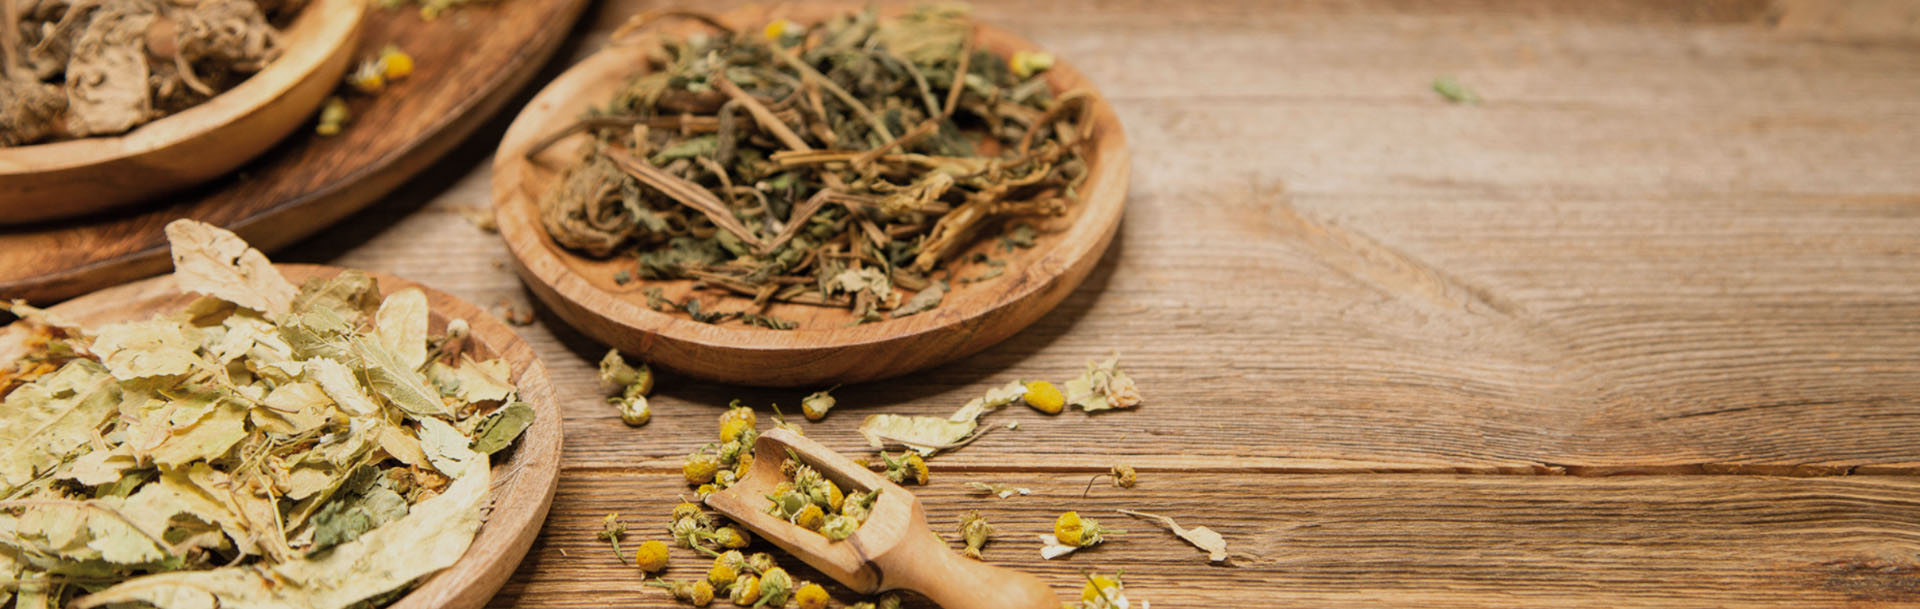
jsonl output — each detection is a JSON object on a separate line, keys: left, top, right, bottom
{"left": 270, "top": 1, "right": 1920, "bottom": 606}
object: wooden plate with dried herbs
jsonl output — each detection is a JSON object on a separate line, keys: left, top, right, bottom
{"left": 492, "top": 4, "right": 1128, "bottom": 386}
{"left": 0, "top": 0, "right": 364, "bottom": 224}
{"left": 0, "top": 221, "right": 560, "bottom": 609}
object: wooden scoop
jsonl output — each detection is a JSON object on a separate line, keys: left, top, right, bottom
{"left": 705, "top": 428, "right": 1059, "bottom": 609}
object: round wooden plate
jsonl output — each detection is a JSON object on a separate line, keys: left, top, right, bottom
{"left": 1, "top": 264, "right": 561, "bottom": 609}
{"left": 0, "top": 0, "right": 366, "bottom": 224}
{"left": 492, "top": 4, "right": 1129, "bottom": 387}
{"left": 0, "top": 0, "right": 590, "bottom": 304}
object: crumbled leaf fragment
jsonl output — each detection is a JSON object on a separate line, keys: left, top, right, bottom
{"left": 1433, "top": 75, "right": 1480, "bottom": 104}
{"left": 1118, "top": 509, "right": 1228, "bottom": 563}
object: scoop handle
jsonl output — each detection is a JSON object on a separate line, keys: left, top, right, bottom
{"left": 874, "top": 523, "right": 1059, "bottom": 609}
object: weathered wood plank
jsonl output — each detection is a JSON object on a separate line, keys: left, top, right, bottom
{"left": 488, "top": 470, "right": 1920, "bottom": 608}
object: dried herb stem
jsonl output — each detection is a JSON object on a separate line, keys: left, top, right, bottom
{"left": 603, "top": 147, "right": 765, "bottom": 250}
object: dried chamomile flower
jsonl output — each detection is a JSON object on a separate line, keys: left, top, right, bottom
{"left": 379, "top": 45, "right": 414, "bottom": 80}
{"left": 821, "top": 514, "right": 859, "bottom": 541}
{"left": 1023, "top": 380, "right": 1065, "bottom": 414}
{"left": 598, "top": 513, "right": 629, "bottom": 564}
{"left": 316, "top": 96, "right": 351, "bottom": 135}
{"left": 599, "top": 349, "right": 652, "bottom": 394}
{"left": 720, "top": 403, "right": 758, "bottom": 442}
{"left": 757, "top": 567, "right": 794, "bottom": 606}
{"left": 708, "top": 551, "right": 742, "bottom": 588}
{"left": 711, "top": 525, "right": 752, "bottom": 549}
{"left": 795, "top": 503, "right": 826, "bottom": 531}
{"left": 957, "top": 511, "right": 994, "bottom": 559}
{"left": 801, "top": 386, "right": 838, "bottom": 421}
{"left": 685, "top": 451, "right": 722, "bottom": 483}
{"left": 842, "top": 489, "right": 879, "bottom": 523}
{"left": 648, "top": 578, "right": 716, "bottom": 607}
{"left": 876, "top": 451, "right": 930, "bottom": 485}
{"left": 730, "top": 573, "right": 761, "bottom": 605}
{"left": 634, "top": 540, "right": 671, "bottom": 573}
{"left": 1084, "top": 464, "right": 1138, "bottom": 496}
{"left": 1080, "top": 572, "right": 1131, "bottom": 609}
{"left": 611, "top": 390, "right": 651, "bottom": 426}
{"left": 1055, "top": 511, "right": 1124, "bottom": 548}
{"left": 674, "top": 502, "right": 707, "bottom": 523}
{"left": 795, "top": 582, "right": 830, "bottom": 609}
{"left": 747, "top": 552, "right": 778, "bottom": 575}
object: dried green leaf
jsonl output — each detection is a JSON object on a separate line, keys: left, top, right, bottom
{"left": 890, "top": 281, "right": 946, "bottom": 318}
{"left": 350, "top": 336, "right": 451, "bottom": 419}
{"left": 418, "top": 417, "right": 478, "bottom": 477}
{"left": 165, "top": 220, "right": 297, "bottom": 317}
{"left": 471, "top": 401, "right": 535, "bottom": 455}
{"left": 290, "top": 271, "right": 380, "bottom": 324}
{"left": 308, "top": 476, "right": 409, "bottom": 556}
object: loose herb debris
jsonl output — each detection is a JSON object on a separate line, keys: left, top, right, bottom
{"left": 965, "top": 481, "right": 1030, "bottom": 499}
{"left": 0, "top": 220, "right": 531, "bottom": 609}
{"left": 1083, "top": 463, "right": 1137, "bottom": 496}
{"left": 1118, "top": 509, "right": 1228, "bottom": 563}
{"left": 1079, "top": 571, "right": 1143, "bottom": 609}
{"left": 535, "top": 6, "right": 1092, "bottom": 329}
{"left": 1, "top": 0, "right": 289, "bottom": 146}
{"left": 800, "top": 385, "right": 837, "bottom": 420}
{"left": 1432, "top": 74, "right": 1480, "bottom": 104}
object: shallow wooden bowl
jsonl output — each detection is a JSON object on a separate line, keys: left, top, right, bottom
{"left": 0, "top": 0, "right": 366, "bottom": 225}
{"left": 492, "top": 4, "right": 1128, "bottom": 387}
{"left": 0, "top": 264, "right": 562, "bottom": 609}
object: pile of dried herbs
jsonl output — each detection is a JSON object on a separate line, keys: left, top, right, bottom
{"left": 536, "top": 6, "right": 1091, "bottom": 327}
{"left": 764, "top": 451, "right": 876, "bottom": 542}
{"left": 1, "top": 0, "right": 295, "bottom": 146}
{"left": 0, "top": 220, "right": 533, "bottom": 609}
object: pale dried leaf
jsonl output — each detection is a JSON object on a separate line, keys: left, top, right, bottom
{"left": 72, "top": 460, "right": 490, "bottom": 609}
{"left": 306, "top": 358, "right": 378, "bottom": 416}
{"left": 165, "top": 220, "right": 296, "bottom": 317}
{"left": 1118, "top": 509, "right": 1228, "bottom": 562}
{"left": 372, "top": 289, "right": 429, "bottom": 370}
{"left": 859, "top": 414, "right": 977, "bottom": 456}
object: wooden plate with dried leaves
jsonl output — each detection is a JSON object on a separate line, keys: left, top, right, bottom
{"left": 492, "top": 4, "right": 1128, "bottom": 386}
{"left": 0, "top": 240, "right": 560, "bottom": 609}
{"left": 0, "top": 0, "right": 365, "bottom": 224}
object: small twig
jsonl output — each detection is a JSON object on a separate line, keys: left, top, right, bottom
{"left": 773, "top": 45, "right": 894, "bottom": 143}
{"left": 758, "top": 189, "right": 836, "bottom": 255}
{"left": 853, "top": 118, "right": 939, "bottom": 169}
{"left": 603, "top": 147, "right": 765, "bottom": 250}
{"left": 942, "top": 27, "right": 976, "bottom": 119}
{"left": 712, "top": 74, "right": 811, "bottom": 153}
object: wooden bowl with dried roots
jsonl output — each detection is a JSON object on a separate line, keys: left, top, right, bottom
{"left": 492, "top": 4, "right": 1128, "bottom": 386}
{"left": 0, "top": 0, "right": 365, "bottom": 224}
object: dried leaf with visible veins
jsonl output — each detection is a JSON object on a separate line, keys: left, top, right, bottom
{"left": 166, "top": 220, "right": 296, "bottom": 317}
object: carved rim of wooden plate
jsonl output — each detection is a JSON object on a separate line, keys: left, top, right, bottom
{"left": 0, "top": 0, "right": 367, "bottom": 224}
{"left": 491, "top": 4, "right": 1129, "bottom": 387}
{"left": 0, "top": 264, "right": 562, "bottom": 609}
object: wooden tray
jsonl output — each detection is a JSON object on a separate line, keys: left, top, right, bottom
{"left": 3, "top": 264, "right": 562, "bottom": 609}
{"left": 492, "top": 4, "right": 1129, "bottom": 387}
{"left": 0, "top": 0, "right": 590, "bottom": 304}
{"left": 0, "top": 0, "right": 365, "bottom": 223}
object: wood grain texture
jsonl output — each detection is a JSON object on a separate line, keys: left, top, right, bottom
{"left": 0, "top": 0, "right": 365, "bottom": 223}
{"left": 0, "top": 0, "right": 589, "bottom": 302}
{"left": 8, "top": 265, "right": 564, "bottom": 609}
{"left": 500, "top": 470, "right": 1920, "bottom": 608}
{"left": 242, "top": 0, "right": 1920, "bottom": 606}
{"left": 491, "top": 4, "right": 1129, "bottom": 386}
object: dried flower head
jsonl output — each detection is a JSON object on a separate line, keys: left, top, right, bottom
{"left": 684, "top": 452, "right": 721, "bottom": 484}
{"left": 795, "top": 503, "right": 827, "bottom": 531}
{"left": 1054, "top": 511, "right": 1124, "bottom": 548}
{"left": 795, "top": 582, "right": 830, "bottom": 609}
{"left": 958, "top": 511, "right": 994, "bottom": 559}
{"left": 801, "top": 386, "right": 838, "bottom": 421}
{"left": 611, "top": 391, "right": 651, "bottom": 427}
{"left": 1023, "top": 380, "right": 1065, "bottom": 414}
{"left": 634, "top": 540, "right": 671, "bottom": 573}
{"left": 729, "top": 573, "right": 761, "bottom": 605}
{"left": 757, "top": 566, "right": 794, "bottom": 606}
{"left": 598, "top": 513, "right": 629, "bottom": 564}
{"left": 820, "top": 514, "right": 858, "bottom": 541}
